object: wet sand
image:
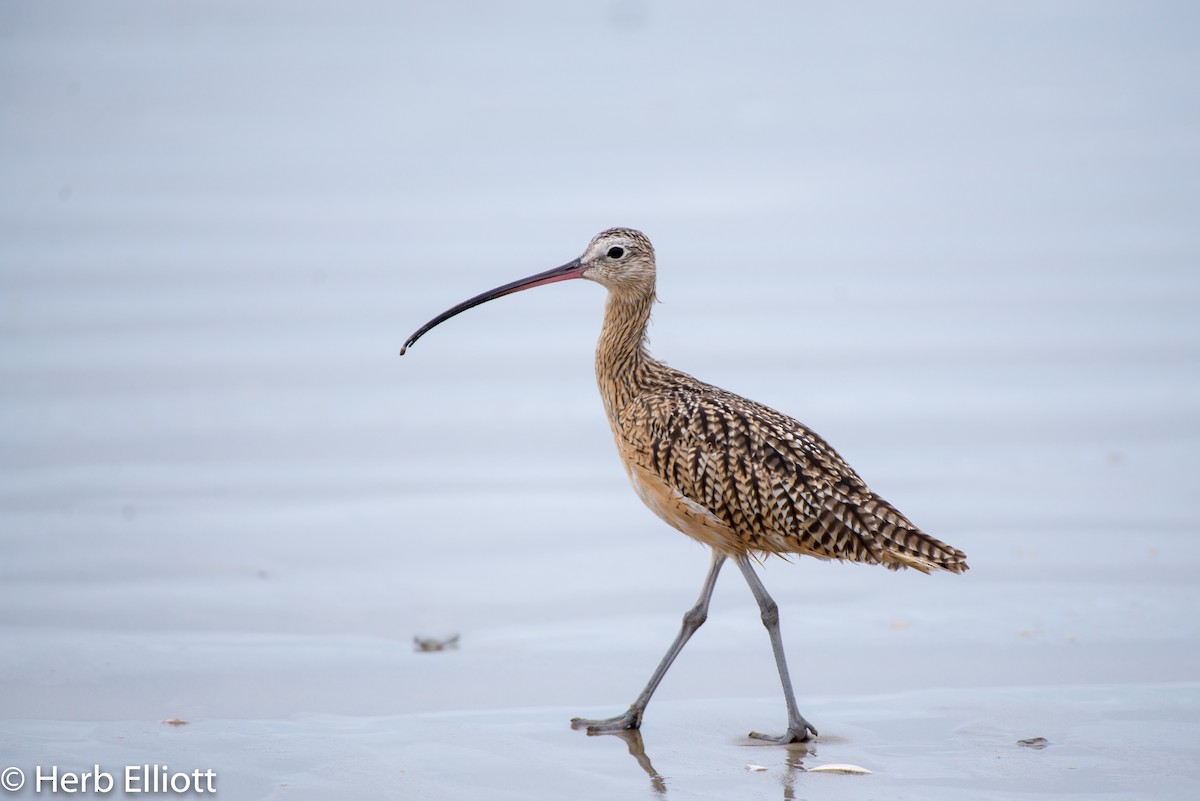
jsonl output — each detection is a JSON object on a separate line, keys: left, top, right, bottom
{"left": 3, "top": 1, "right": 1199, "bottom": 799}
{"left": 5, "top": 687, "right": 1198, "bottom": 799}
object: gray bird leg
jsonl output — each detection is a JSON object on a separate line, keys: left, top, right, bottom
{"left": 735, "top": 555, "right": 818, "bottom": 743}
{"left": 572, "top": 549, "right": 727, "bottom": 733}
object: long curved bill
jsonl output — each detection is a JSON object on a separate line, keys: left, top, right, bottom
{"left": 400, "top": 258, "right": 586, "bottom": 355}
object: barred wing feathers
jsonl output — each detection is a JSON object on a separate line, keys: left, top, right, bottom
{"left": 615, "top": 376, "right": 968, "bottom": 574}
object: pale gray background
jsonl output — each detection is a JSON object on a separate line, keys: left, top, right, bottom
{"left": 2, "top": 1, "right": 1198, "bottom": 799}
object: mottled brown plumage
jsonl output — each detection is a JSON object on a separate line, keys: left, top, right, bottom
{"left": 583, "top": 228, "right": 966, "bottom": 574}
{"left": 401, "top": 226, "right": 968, "bottom": 743}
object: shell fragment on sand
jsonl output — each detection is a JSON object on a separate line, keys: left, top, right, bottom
{"left": 808, "top": 763, "right": 871, "bottom": 775}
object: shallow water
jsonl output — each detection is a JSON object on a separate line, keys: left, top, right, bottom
{"left": 3, "top": 1, "right": 1199, "bottom": 798}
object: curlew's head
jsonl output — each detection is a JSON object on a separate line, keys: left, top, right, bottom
{"left": 400, "top": 227, "right": 656, "bottom": 355}
{"left": 579, "top": 227, "right": 656, "bottom": 294}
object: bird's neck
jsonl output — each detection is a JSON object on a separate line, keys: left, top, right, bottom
{"left": 595, "top": 288, "right": 657, "bottom": 418}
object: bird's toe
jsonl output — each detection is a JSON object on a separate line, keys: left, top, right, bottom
{"left": 571, "top": 707, "right": 642, "bottom": 734}
{"left": 748, "top": 722, "right": 818, "bottom": 744}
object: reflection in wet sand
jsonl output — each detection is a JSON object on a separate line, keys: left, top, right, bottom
{"left": 584, "top": 724, "right": 821, "bottom": 799}
{"left": 780, "top": 744, "right": 811, "bottom": 801}
{"left": 590, "top": 728, "right": 667, "bottom": 796}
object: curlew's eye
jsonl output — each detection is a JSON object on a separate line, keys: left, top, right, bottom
{"left": 607, "top": 246, "right": 625, "bottom": 259}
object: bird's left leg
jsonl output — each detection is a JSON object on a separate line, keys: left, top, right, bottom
{"left": 735, "top": 555, "right": 818, "bottom": 743}
{"left": 572, "top": 549, "right": 726, "bottom": 734}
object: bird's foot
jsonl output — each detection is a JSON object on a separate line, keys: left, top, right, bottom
{"left": 748, "top": 718, "right": 818, "bottom": 744}
{"left": 571, "top": 706, "right": 642, "bottom": 734}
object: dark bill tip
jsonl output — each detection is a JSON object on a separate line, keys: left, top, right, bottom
{"left": 400, "top": 258, "right": 585, "bottom": 355}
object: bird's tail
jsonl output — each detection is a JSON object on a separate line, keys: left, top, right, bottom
{"left": 881, "top": 526, "right": 969, "bottom": 573}
{"left": 861, "top": 496, "right": 969, "bottom": 574}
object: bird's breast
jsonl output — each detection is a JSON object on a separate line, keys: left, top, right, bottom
{"left": 617, "top": 442, "right": 744, "bottom": 555}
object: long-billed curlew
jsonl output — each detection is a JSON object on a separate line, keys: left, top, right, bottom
{"left": 401, "top": 228, "right": 968, "bottom": 743}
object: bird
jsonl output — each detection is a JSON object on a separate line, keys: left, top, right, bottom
{"left": 400, "top": 227, "right": 968, "bottom": 743}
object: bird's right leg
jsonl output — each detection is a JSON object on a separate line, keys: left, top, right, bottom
{"left": 735, "top": 555, "right": 818, "bottom": 743}
{"left": 572, "top": 549, "right": 727, "bottom": 733}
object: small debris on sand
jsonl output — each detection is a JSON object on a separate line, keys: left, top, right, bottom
{"left": 1017, "top": 737, "right": 1050, "bottom": 749}
{"left": 414, "top": 634, "right": 460, "bottom": 652}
